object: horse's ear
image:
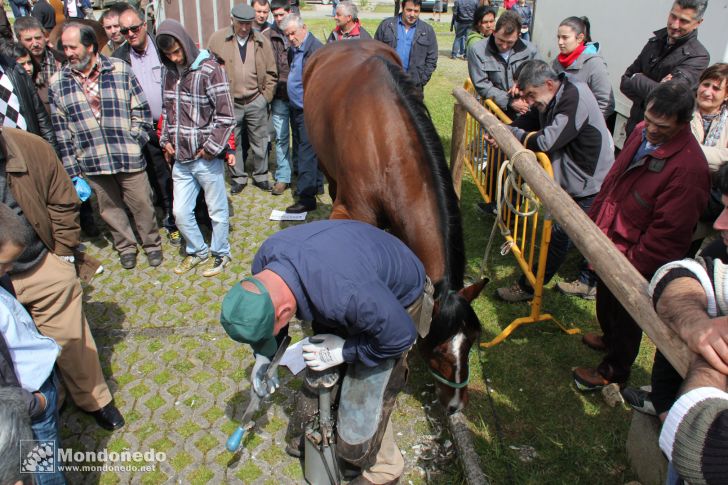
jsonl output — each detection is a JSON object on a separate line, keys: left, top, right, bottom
{"left": 458, "top": 278, "right": 488, "bottom": 303}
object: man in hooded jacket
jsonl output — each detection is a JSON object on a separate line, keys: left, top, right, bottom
{"left": 156, "top": 20, "right": 236, "bottom": 278}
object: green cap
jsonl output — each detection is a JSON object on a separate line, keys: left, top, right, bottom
{"left": 220, "top": 277, "right": 277, "bottom": 357}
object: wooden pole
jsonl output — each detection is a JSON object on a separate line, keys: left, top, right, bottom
{"left": 450, "top": 102, "right": 468, "bottom": 199}
{"left": 449, "top": 413, "right": 490, "bottom": 485}
{"left": 452, "top": 87, "right": 692, "bottom": 377}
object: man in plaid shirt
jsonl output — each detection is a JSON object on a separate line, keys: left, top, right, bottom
{"left": 49, "top": 22, "right": 163, "bottom": 270}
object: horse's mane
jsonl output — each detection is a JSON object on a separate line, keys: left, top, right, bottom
{"left": 378, "top": 56, "right": 468, "bottom": 342}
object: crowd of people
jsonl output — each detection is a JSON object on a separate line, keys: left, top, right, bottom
{"left": 465, "top": 0, "right": 727, "bottom": 481}
{"left": 0, "top": 0, "right": 726, "bottom": 483}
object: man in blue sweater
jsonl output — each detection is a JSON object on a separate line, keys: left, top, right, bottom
{"left": 221, "top": 220, "right": 429, "bottom": 485}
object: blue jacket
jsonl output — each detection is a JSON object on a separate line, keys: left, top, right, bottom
{"left": 252, "top": 220, "right": 424, "bottom": 367}
{"left": 287, "top": 31, "right": 323, "bottom": 109}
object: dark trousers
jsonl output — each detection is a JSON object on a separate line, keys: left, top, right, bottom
{"left": 596, "top": 279, "right": 644, "bottom": 381}
{"left": 289, "top": 105, "right": 321, "bottom": 205}
{"left": 650, "top": 350, "right": 683, "bottom": 414}
{"left": 143, "top": 130, "right": 175, "bottom": 231}
{"left": 519, "top": 194, "right": 596, "bottom": 291}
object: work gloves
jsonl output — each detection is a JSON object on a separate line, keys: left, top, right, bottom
{"left": 302, "top": 334, "right": 345, "bottom": 371}
{"left": 251, "top": 353, "right": 280, "bottom": 398}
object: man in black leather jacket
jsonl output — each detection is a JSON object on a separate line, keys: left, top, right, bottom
{"left": 0, "top": 53, "right": 56, "bottom": 151}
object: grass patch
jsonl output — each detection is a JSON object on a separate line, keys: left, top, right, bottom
{"left": 236, "top": 462, "right": 262, "bottom": 482}
{"left": 178, "top": 421, "right": 201, "bottom": 438}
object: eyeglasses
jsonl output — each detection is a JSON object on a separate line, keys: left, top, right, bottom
{"left": 120, "top": 23, "right": 144, "bottom": 36}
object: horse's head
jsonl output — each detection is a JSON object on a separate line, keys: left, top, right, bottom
{"left": 420, "top": 278, "right": 487, "bottom": 414}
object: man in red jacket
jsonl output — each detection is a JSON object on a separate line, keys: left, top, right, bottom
{"left": 574, "top": 80, "right": 711, "bottom": 391}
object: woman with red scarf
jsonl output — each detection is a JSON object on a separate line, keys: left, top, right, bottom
{"left": 551, "top": 16, "right": 616, "bottom": 131}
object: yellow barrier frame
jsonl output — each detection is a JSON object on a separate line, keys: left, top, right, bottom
{"left": 458, "top": 80, "right": 579, "bottom": 347}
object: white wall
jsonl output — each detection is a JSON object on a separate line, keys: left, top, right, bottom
{"left": 531, "top": 0, "right": 728, "bottom": 145}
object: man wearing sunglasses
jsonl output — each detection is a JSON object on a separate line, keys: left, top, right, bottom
{"left": 112, "top": 6, "right": 180, "bottom": 248}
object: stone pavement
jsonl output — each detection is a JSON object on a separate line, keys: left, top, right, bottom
{"left": 61, "top": 184, "right": 459, "bottom": 484}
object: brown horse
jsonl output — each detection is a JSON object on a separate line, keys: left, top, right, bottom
{"left": 303, "top": 40, "right": 486, "bottom": 413}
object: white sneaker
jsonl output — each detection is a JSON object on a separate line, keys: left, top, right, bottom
{"left": 202, "top": 255, "right": 230, "bottom": 277}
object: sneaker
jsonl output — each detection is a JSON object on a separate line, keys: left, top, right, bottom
{"left": 167, "top": 230, "right": 182, "bottom": 247}
{"left": 573, "top": 367, "right": 613, "bottom": 392}
{"left": 174, "top": 254, "right": 208, "bottom": 274}
{"left": 496, "top": 282, "right": 533, "bottom": 302}
{"left": 202, "top": 255, "right": 230, "bottom": 277}
{"left": 622, "top": 386, "right": 657, "bottom": 416}
{"left": 556, "top": 279, "right": 596, "bottom": 300}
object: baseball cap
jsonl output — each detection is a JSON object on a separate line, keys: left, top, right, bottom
{"left": 220, "top": 277, "right": 277, "bottom": 357}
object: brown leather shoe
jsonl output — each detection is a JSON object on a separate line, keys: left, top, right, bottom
{"left": 347, "top": 475, "right": 400, "bottom": 485}
{"left": 573, "top": 367, "right": 612, "bottom": 392}
{"left": 271, "top": 182, "right": 289, "bottom": 196}
{"left": 581, "top": 332, "right": 607, "bottom": 352}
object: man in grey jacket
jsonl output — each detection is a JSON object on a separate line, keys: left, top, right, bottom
{"left": 496, "top": 60, "right": 614, "bottom": 302}
{"left": 467, "top": 10, "right": 540, "bottom": 119}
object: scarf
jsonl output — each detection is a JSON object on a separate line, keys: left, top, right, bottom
{"left": 557, "top": 43, "right": 586, "bottom": 69}
{"left": 703, "top": 105, "right": 728, "bottom": 148}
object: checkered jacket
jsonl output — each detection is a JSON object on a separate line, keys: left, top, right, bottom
{"left": 38, "top": 47, "right": 62, "bottom": 91}
{"left": 159, "top": 52, "right": 234, "bottom": 163}
{"left": 48, "top": 54, "right": 152, "bottom": 177}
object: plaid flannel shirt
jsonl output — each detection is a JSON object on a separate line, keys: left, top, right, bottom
{"left": 38, "top": 48, "right": 62, "bottom": 90}
{"left": 159, "top": 53, "right": 234, "bottom": 163}
{"left": 49, "top": 55, "right": 152, "bottom": 177}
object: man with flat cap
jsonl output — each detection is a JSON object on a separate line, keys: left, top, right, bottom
{"left": 220, "top": 219, "right": 433, "bottom": 485}
{"left": 208, "top": 4, "right": 278, "bottom": 195}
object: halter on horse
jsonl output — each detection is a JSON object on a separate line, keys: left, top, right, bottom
{"left": 303, "top": 40, "right": 486, "bottom": 413}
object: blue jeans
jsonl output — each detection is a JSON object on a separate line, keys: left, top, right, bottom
{"left": 31, "top": 372, "right": 66, "bottom": 485}
{"left": 451, "top": 22, "right": 469, "bottom": 57}
{"left": 290, "top": 105, "right": 322, "bottom": 205}
{"left": 172, "top": 158, "right": 230, "bottom": 258}
{"left": 271, "top": 99, "right": 292, "bottom": 184}
{"left": 519, "top": 194, "right": 595, "bottom": 292}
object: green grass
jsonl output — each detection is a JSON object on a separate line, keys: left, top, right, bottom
{"left": 301, "top": 20, "right": 652, "bottom": 483}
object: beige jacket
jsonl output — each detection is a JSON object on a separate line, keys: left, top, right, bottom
{"left": 3, "top": 128, "right": 99, "bottom": 281}
{"left": 207, "top": 27, "right": 278, "bottom": 103}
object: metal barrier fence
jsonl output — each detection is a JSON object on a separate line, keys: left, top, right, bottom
{"left": 454, "top": 80, "right": 578, "bottom": 348}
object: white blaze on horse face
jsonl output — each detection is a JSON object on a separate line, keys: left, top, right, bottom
{"left": 446, "top": 332, "right": 467, "bottom": 413}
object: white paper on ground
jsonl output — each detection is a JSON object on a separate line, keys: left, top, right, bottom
{"left": 269, "top": 209, "right": 307, "bottom": 221}
{"left": 280, "top": 337, "right": 311, "bottom": 375}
